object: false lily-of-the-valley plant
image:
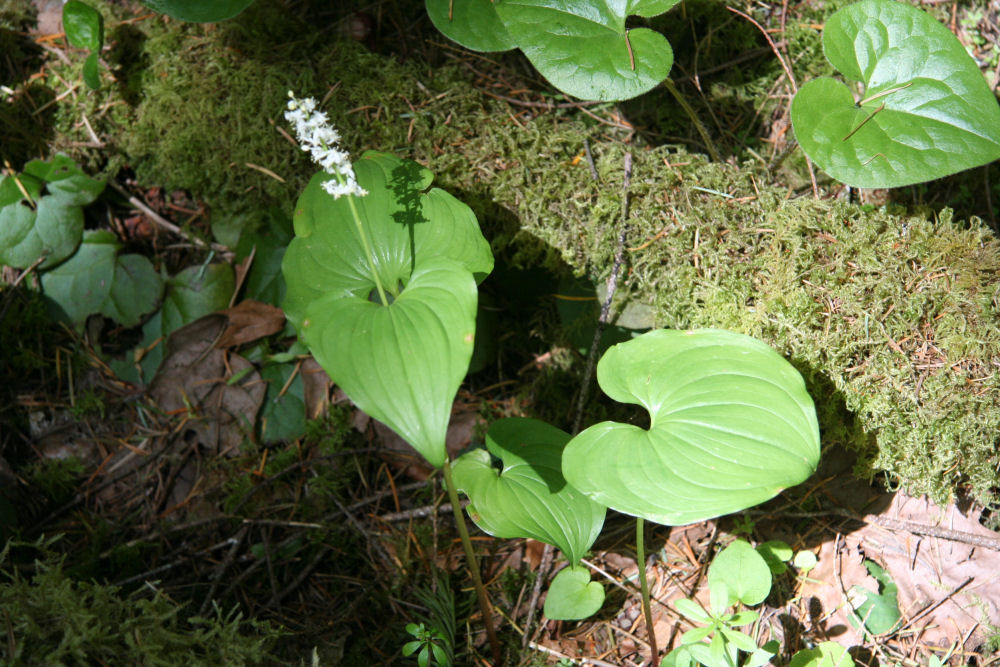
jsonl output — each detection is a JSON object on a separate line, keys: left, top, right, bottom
{"left": 279, "top": 93, "right": 822, "bottom": 664}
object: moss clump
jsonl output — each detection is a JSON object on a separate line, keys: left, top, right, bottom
{"left": 0, "top": 541, "right": 280, "bottom": 665}
{"left": 44, "top": 8, "right": 1000, "bottom": 503}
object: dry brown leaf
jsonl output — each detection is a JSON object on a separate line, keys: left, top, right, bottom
{"left": 214, "top": 300, "right": 285, "bottom": 349}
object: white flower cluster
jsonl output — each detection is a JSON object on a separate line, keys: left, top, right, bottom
{"left": 285, "top": 91, "right": 367, "bottom": 199}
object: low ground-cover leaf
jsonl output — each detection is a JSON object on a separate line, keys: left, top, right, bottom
{"left": 791, "top": 0, "right": 1000, "bottom": 187}
{"left": 494, "top": 0, "right": 680, "bottom": 101}
{"left": 40, "top": 230, "right": 162, "bottom": 327}
{"left": 112, "top": 262, "right": 235, "bottom": 384}
{"left": 562, "top": 329, "right": 820, "bottom": 525}
{"left": 0, "top": 155, "right": 104, "bottom": 269}
{"left": 707, "top": 540, "right": 772, "bottom": 606}
{"left": 848, "top": 560, "right": 902, "bottom": 635}
{"left": 543, "top": 564, "right": 605, "bottom": 620}
{"left": 282, "top": 152, "right": 493, "bottom": 469}
{"left": 452, "top": 418, "right": 606, "bottom": 562}
{"left": 425, "top": 0, "right": 516, "bottom": 52}
{"left": 63, "top": 1, "right": 103, "bottom": 51}
{"left": 259, "top": 362, "right": 305, "bottom": 444}
{"left": 788, "top": 641, "right": 850, "bottom": 667}
{"left": 139, "top": 0, "right": 255, "bottom": 22}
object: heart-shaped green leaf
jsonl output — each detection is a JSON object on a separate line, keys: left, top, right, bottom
{"left": 0, "top": 155, "right": 104, "bottom": 269}
{"left": 562, "top": 329, "right": 820, "bottom": 526}
{"left": 543, "top": 564, "right": 605, "bottom": 621}
{"left": 707, "top": 539, "right": 772, "bottom": 606}
{"left": 451, "top": 417, "right": 606, "bottom": 562}
{"left": 494, "top": 0, "right": 680, "bottom": 101}
{"left": 299, "top": 257, "right": 476, "bottom": 469}
{"left": 63, "top": 1, "right": 103, "bottom": 51}
{"left": 282, "top": 152, "right": 493, "bottom": 332}
{"left": 425, "top": 0, "right": 517, "bottom": 52}
{"left": 40, "top": 230, "right": 163, "bottom": 327}
{"left": 139, "top": 0, "right": 255, "bottom": 22}
{"left": 791, "top": 0, "right": 1000, "bottom": 188}
{"left": 282, "top": 153, "right": 493, "bottom": 469}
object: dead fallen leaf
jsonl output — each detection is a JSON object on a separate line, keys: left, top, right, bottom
{"left": 214, "top": 300, "right": 285, "bottom": 349}
{"left": 149, "top": 315, "right": 266, "bottom": 456}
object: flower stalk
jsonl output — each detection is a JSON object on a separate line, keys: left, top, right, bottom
{"left": 285, "top": 92, "right": 388, "bottom": 306}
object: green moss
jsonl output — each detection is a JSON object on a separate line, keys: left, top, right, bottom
{"left": 0, "top": 540, "right": 280, "bottom": 665}
{"left": 43, "top": 7, "right": 1000, "bottom": 504}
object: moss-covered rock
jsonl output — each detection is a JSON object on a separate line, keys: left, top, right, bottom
{"left": 43, "top": 4, "right": 1000, "bottom": 504}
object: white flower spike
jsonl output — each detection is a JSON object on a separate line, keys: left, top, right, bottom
{"left": 285, "top": 91, "right": 367, "bottom": 199}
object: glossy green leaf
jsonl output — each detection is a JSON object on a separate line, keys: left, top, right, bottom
{"left": 0, "top": 155, "right": 104, "bottom": 269}
{"left": 791, "top": 0, "right": 1000, "bottom": 188}
{"left": 562, "top": 329, "right": 820, "bottom": 526}
{"left": 82, "top": 52, "right": 101, "bottom": 89}
{"left": 139, "top": 0, "right": 255, "bottom": 22}
{"left": 63, "top": 1, "right": 103, "bottom": 51}
{"left": 543, "top": 565, "right": 605, "bottom": 620}
{"left": 494, "top": 0, "right": 679, "bottom": 101}
{"left": 675, "top": 598, "right": 712, "bottom": 625}
{"left": 425, "top": 0, "right": 517, "bottom": 52}
{"left": 452, "top": 418, "right": 606, "bottom": 562}
{"left": 41, "top": 230, "right": 162, "bottom": 327}
{"left": 708, "top": 540, "right": 772, "bottom": 606}
{"left": 282, "top": 153, "right": 492, "bottom": 469}
{"left": 848, "top": 560, "right": 901, "bottom": 635}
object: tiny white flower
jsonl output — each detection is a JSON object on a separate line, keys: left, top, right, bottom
{"left": 285, "top": 91, "right": 367, "bottom": 199}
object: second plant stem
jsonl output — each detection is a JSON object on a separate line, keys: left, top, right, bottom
{"left": 637, "top": 517, "right": 659, "bottom": 663}
{"left": 442, "top": 458, "right": 501, "bottom": 665}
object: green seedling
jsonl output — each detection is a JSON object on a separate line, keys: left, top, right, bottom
{"left": 62, "top": 1, "right": 103, "bottom": 89}
{"left": 140, "top": 0, "right": 256, "bottom": 22}
{"left": 662, "top": 540, "right": 779, "bottom": 667}
{"left": 452, "top": 418, "right": 607, "bottom": 620}
{"left": 426, "top": 0, "right": 681, "bottom": 102}
{"left": 0, "top": 154, "right": 104, "bottom": 269}
{"left": 562, "top": 328, "right": 821, "bottom": 660}
{"left": 403, "top": 623, "right": 450, "bottom": 667}
{"left": 791, "top": 0, "right": 1000, "bottom": 188}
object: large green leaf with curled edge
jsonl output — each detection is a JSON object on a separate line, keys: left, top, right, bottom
{"left": 495, "top": 0, "right": 680, "bottom": 101}
{"left": 139, "top": 0, "right": 254, "bottom": 22}
{"left": 791, "top": 0, "right": 1000, "bottom": 188}
{"left": 425, "top": 0, "right": 517, "bottom": 52}
{"left": 282, "top": 152, "right": 493, "bottom": 469}
{"left": 562, "top": 329, "right": 820, "bottom": 526}
{"left": 452, "top": 418, "right": 606, "bottom": 562}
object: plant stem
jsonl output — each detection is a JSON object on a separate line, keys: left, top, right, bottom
{"left": 661, "top": 78, "right": 721, "bottom": 163}
{"left": 636, "top": 517, "right": 659, "bottom": 664}
{"left": 345, "top": 194, "right": 389, "bottom": 306}
{"left": 441, "top": 458, "right": 501, "bottom": 665}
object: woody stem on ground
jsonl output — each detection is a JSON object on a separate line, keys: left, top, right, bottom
{"left": 441, "top": 458, "right": 501, "bottom": 665}
{"left": 637, "top": 517, "right": 658, "bottom": 664}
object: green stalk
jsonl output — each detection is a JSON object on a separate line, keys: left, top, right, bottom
{"left": 441, "top": 458, "right": 501, "bottom": 665}
{"left": 661, "top": 78, "right": 721, "bottom": 163}
{"left": 345, "top": 194, "right": 389, "bottom": 306}
{"left": 637, "top": 517, "right": 659, "bottom": 663}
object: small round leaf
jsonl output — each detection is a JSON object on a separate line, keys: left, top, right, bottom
{"left": 63, "top": 1, "right": 103, "bottom": 51}
{"left": 707, "top": 539, "right": 772, "bottom": 606}
{"left": 543, "top": 565, "right": 605, "bottom": 621}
